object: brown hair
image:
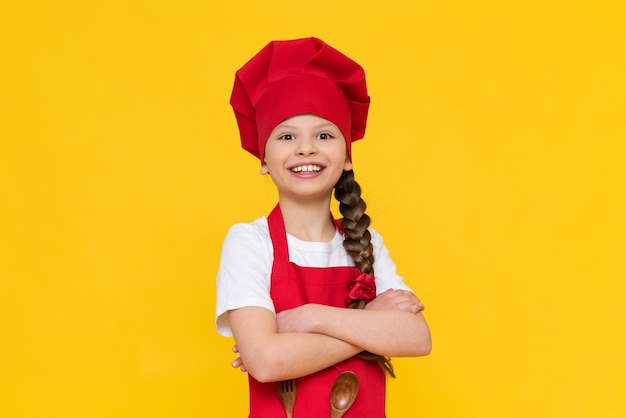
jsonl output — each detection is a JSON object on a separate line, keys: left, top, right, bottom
{"left": 334, "top": 169, "right": 396, "bottom": 378}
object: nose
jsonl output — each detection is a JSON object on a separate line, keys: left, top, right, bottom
{"left": 296, "top": 137, "right": 318, "bottom": 156}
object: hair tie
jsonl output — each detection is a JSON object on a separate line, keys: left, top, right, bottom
{"left": 344, "top": 273, "right": 376, "bottom": 307}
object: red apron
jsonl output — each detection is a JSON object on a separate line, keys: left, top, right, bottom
{"left": 248, "top": 204, "right": 386, "bottom": 417}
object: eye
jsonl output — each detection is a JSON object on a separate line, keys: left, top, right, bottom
{"left": 278, "top": 133, "right": 294, "bottom": 140}
{"left": 317, "top": 132, "right": 335, "bottom": 140}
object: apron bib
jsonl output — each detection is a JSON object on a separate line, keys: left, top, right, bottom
{"left": 248, "top": 204, "right": 386, "bottom": 417}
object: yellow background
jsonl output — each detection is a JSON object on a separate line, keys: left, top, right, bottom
{"left": 2, "top": 1, "right": 625, "bottom": 417}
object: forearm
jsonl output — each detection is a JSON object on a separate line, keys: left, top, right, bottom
{"left": 304, "top": 305, "right": 431, "bottom": 357}
{"left": 229, "top": 307, "right": 362, "bottom": 382}
{"left": 251, "top": 333, "right": 361, "bottom": 382}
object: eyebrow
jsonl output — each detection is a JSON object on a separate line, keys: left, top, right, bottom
{"left": 274, "top": 122, "right": 337, "bottom": 130}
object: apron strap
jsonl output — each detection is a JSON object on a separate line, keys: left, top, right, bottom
{"left": 267, "top": 203, "right": 345, "bottom": 263}
{"left": 267, "top": 204, "right": 289, "bottom": 263}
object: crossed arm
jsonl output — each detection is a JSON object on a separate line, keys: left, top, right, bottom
{"left": 228, "top": 289, "right": 431, "bottom": 383}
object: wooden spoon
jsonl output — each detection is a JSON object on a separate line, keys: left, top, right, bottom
{"left": 330, "top": 371, "right": 359, "bottom": 418}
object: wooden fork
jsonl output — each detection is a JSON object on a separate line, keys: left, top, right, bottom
{"left": 277, "top": 379, "right": 297, "bottom": 418}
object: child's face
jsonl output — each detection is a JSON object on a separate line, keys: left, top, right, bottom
{"left": 261, "top": 114, "right": 352, "bottom": 201}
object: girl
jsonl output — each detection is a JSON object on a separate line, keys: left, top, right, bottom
{"left": 216, "top": 37, "right": 431, "bottom": 417}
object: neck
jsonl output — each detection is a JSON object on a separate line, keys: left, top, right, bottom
{"left": 277, "top": 195, "right": 337, "bottom": 242}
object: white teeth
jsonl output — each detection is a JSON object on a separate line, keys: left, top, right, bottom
{"left": 291, "top": 165, "right": 322, "bottom": 173}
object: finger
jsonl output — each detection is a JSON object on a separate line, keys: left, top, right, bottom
{"left": 232, "top": 345, "right": 239, "bottom": 353}
{"left": 410, "top": 300, "right": 425, "bottom": 313}
{"left": 396, "top": 298, "right": 423, "bottom": 313}
{"left": 401, "top": 292, "right": 424, "bottom": 310}
{"left": 411, "top": 296, "right": 425, "bottom": 311}
{"left": 393, "top": 299, "right": 415, "bottom": 311}
{"left": 409, "top": 296, "right": 424, "bottom": 310}
{"left": 411, "top": 303, "right": 424, "bottom": 313}
{"left": 232, "top": 357, "right": 242, "bottom": 368}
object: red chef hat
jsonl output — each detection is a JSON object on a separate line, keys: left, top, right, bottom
{"left": 230, "top": 37, "right": 370, "bottom": 162}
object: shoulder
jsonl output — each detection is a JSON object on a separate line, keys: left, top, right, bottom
{"left": 368, "top": 227, "right": 414, "bottom": 293}
{"left": 222, "top": 216, "right": 269, "bottom": 245}
{"left": 369, "top": 227, "right": 396, "bottom": 267}
{"left": 368, "top": 227, "right": 386, "bottom": 251}
{"left": 219, "top": 217, "right": 273, "bottom": 260}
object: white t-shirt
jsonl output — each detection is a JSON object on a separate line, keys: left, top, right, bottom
{"left": 215, "top": 216, "right": 413, "bottom": 336}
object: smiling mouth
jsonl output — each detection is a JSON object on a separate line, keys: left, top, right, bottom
{"left": 290, "top": 164, "right": 323, "bottom": 173}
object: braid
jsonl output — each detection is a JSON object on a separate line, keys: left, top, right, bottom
{"left": 334, "top": 170, "right": 396, "bottom": 378}
{"left": 334, "top": 170, "right": 375, "bottom": 278}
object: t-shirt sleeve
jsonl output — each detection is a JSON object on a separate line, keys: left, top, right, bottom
{"left": 215, "top": 222, "right": 275, "bottom": 337}
{"left": 370, "top": 229, "right": 414, "bottom": 294}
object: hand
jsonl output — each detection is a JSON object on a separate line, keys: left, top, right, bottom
{"left": 231, "top": 345, "right": 247, "bottom": 373}
{"left": 365, "top": 289, "right": 424, "bottom": 313}
{"left": 276, "top": 304, "right": 318, "bottom": 334}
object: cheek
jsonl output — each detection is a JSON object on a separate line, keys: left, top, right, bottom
{"left": 264, "top": 141, "right": 290, "bottom": 159}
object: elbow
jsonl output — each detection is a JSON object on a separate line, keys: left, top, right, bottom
{"left": 417, "top": 335, "right": 432, "bottom": 356}
{"left": 417, "top": 323, "right": 432, "bottom": 356}
{"left": 248, "top": 367, "right": 278, "bottom": 383}
{"left": 405, "top": 335, "right": 431, "bottom": 357}
{"left": 409, "top": 320, "right": 432, "bottom": 357}
{"left": 241, "top": 354, "right": 285, "bottom": 383}
{"left": 413, "top": 314, "right": 432, "bottom": 356}
{"left": 389, "top": 328, "right": 431, "bottom": 357}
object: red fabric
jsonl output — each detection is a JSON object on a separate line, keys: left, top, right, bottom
{"left": 230, "top": 37, "right": 370, "bottom": 162}
{"left": 247, "top": 204, "right": 386, "bottom": 417}
{"left": 345, "top": 273, "right": 377, "bottom": 307}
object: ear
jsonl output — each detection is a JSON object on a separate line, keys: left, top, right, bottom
{"left": 343, "top": 158, "right": 353, "bottom": 171}
{"left": 260, "top": 163, "right": 269, "bottom": 175}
